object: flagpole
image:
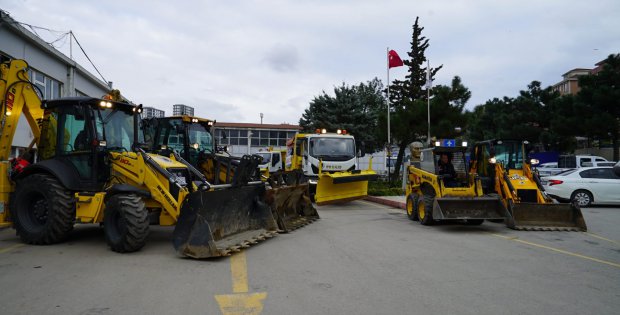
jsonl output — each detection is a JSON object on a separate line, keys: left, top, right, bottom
{"left": 386, "top": 47, "right": 391, "bottom": 178}
{"left": 427, "top": 59, "right": 431, "bottom": 145}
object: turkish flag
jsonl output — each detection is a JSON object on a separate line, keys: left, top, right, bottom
{"left": 388, "top": 50, "right": 404, "bottom": 68}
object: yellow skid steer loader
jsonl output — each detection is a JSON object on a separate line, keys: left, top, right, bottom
{"left": 405, "top": 139, "right": 510, "bottom": 225}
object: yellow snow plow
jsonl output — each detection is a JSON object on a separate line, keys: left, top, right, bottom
{"left": 286, "top": 131, "right": 377, "bottom": 206}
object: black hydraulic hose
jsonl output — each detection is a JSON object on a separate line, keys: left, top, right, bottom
{"left": 503, "top": 172, "right": 517, "bottom": 195}
{"left": 172, "top": 151, "right": 211, "bottom": 190}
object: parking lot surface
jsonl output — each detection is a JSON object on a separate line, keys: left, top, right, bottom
{"left": 0, "top": 201, "right": 618, "bottom": 315}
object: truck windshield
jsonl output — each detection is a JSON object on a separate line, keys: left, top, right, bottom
{"left": 309, "top": 137, "right": 355, "bottom": 161}
{"left": 96, "top": 108, "right": 142, "bottom": 152}
{"left": 256, "top": 153, "right": 271, "bottom": 165}
{"left": 493, "top": 141, "right": 523, "bottom": 169}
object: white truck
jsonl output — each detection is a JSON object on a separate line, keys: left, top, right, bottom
{"left": 538, "top": 155, "right": 615, "bottom": 177}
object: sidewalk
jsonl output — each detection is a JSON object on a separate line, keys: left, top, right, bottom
{"left": 364, "top": 195, "right": 406, "bottom": 210}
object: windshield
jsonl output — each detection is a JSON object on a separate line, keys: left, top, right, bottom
{"left": 309, "top": 137, "right": 355, "bottom": 161}
{"left": 188, "top": 123, "right": 214, "bottom": 154}
{"left": 96, "top": 108, "right": 141, "bottom": 152}
{"left": 493, "top": 141, "right": 523, "bottom": 169}
{"left": 256, "top": 153, "right": 271, "bottom": 165}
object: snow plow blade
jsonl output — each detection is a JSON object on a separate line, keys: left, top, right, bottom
{"left": 315, "top": 170, "right": 378, "bottom": 206}
{"left": 506, "top": 203, "right": 587, "bottom": 231}
{"left": 432, "top": 196, "right": 510, "bottom": 220}
{"left": 172, "top": 183, "right": 279, "bottom": 258}
{"left": 265, "top": 182, "right": 319, "bottom": 232}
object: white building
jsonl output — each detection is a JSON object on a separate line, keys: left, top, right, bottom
{"left": 0, "top": 10, "right": 112, "bottom": 156}
{"left": 173, "top": 104, "right": 194, "bottom": 116}
{"left": 142, "top": 106, "right": 165, "bottom": 119}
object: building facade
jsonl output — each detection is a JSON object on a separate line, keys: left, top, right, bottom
{"left": 551, "top": 68, "right": 591, "bottom": 96}
{"left": 213, "top": 122, "right": 301, "bottom": 155}
{"left": 142, "top": 106, "right": 165, "bottom": 119}
{"left": 0, "top": 10, "right": 112, "bottom": 155}
{"left": 173, "top": 104, "right": 194, "bottom": 116}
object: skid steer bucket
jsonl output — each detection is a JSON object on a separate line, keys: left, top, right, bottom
{"left": 506, "top": 203, "right": 587, "bottom": 231}
{"left": 265, "top": 182, "right": 319, "bottom": 232}
{"left": 315, "top": 171, "right": 378, "bottom": 206}
{"left": 172, "top": 183, "right": 279, "bottom": 258}
{"left": 432, "top": 196, "right": 510, "bottom": 220}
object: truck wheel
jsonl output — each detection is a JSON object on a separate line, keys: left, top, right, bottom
{"left": 418, "top": 194, "right": 435, "bottom": 226}
{"left": 104, "top": 194, "right": 149, "bottom": 253}
{"left": 11, "top": 174, "right": 75, "bottom": 244}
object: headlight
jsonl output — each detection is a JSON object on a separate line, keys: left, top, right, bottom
{"left": 462, "top": 141, "right": 468, "bottom": 147}
{"left": 489, "top": 157, "right": 497, "bottom": 164}
{"left": 530, "top": 158, "right": 540, "bottom": 165}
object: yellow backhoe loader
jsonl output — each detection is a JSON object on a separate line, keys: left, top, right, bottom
{"left": 285, "top": 130, "right": 377, "bottom": 206}
{"left": 141, "top": 116, "right": 318, "bottom": 232}
{"left": 470, "top": 140, "right": 587, "bottom": 231}
{"left": 405, "top": 139, "right": 509, "bottom": 225}
{"left": 0, "top": 59, "right": 278, "bottom": 258}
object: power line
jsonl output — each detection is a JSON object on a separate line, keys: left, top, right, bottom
{"left": 70, "top": 31, "right": 107, "bottom": 84}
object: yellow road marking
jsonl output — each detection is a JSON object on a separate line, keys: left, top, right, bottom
{"left": 215, "top": 251, "right": 267, "bottom": 315}
{"left": 490, "top": 233, "right": 620, "bottom": 269}
{"left": 231, "top": 251, "right": 249, "bottom": 293}
{"left": 0, "top": 243, "right": 24, "bottom": 254}
{"left": 584, "top": 232, "right": 620, "bottom": 245}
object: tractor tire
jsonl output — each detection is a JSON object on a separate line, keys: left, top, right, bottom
{"left": 406, "top": 194, "right": 418, "bottom": 221}
{"left": 418, "top": 194, "right": 435, "bottom": 226}
{"left": 104, "top": 194, "right": 149, "bottom": 253}
{"left": 11, "top": 174, "right": 75, "bottom": 244}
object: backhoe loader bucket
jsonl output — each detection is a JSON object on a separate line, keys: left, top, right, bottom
{"left": 506, "top": 203, "right": 587, "bottom": 231}
{"left": 172, "top": 183, "right": 279, "bottom": 258}
{"left": 265, "top": 182, "right": 319, "bottom": 232}
{"left": 432, "top": 196, "right": 510, "bottom": 220}
{"left": 315, "top": 171, "right": 378, "bottom": 206}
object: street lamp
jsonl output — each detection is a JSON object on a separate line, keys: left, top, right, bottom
{"left": 260, "top": 113, "right": 263, "bottom": 124}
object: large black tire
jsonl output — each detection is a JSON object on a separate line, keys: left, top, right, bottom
{"left": 418, "top": 194, "right": 435, "bottom": 226}
{"left": 571, "top": 190, "right": 593, "bottom": 207}
{"left": 104, "top": 194, "right": 149, "bottom": 253}
{"left": 11, "top": 174, "right": 75, "bottom": 244}
{"left": 406, "top": 194, "right": 418, "bottom": 221}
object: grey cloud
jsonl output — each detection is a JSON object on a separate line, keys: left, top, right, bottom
{"left": 262, "top": 44, "right": 300, "bottom": 73}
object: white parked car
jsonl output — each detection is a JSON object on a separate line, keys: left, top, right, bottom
{"left": 543, "top": 166, "right": 620, "bottom": 207}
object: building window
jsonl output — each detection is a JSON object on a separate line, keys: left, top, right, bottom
{"left": 28, "top": 69, "right": 62, "bottom": 100}
{"left": 215, "top": 128, "right": 297, "bottom": 147}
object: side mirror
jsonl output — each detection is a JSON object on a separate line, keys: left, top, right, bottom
{"left": 357, "top": 141, "right": 366, "bottom": 157}
{"left": 221, "top": 131, "right": 228, "bottom": 140}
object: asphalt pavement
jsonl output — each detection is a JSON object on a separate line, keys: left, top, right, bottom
{"left": 0, "top": 200, "right": 618, "bottom": 315}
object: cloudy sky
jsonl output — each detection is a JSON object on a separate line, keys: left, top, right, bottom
{"left": 3, "top": 0, "right": 619, "bottom": 124}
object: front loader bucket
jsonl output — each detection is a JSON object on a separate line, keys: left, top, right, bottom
{"left": 172, "top": 184, "right": 279, "bottom": 258}
{"left": 265, "top": 183, "right": 319, "bottom": 232}
{"left": 315, "top": 171, "right": 378, "bottom": 206}
{"left": 506, "top": 203, "right": 587, "bottom": 231}
{"left": 432, "top": 196, "right": 510, "bottom": 220}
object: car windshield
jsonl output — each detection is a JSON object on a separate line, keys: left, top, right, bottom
{"left": 493, "top": 141, "right": 523, "bottom": 169}
{"left": 96, "top": 108, "right": 142, "bottom": 152}
{"left": 309, "top": 137, "right": 355, "bottom": 161}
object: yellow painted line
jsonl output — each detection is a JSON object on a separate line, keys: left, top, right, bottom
{"left": 584, "top": 232, "right": 620, "bottom": 245}
{"left": 231, "top": 251, "right": 249, "bottom": 293}
{"left": 0, "top": 243, "right": 25, "bottom": 254}
{"left": 490, "top": 233, "right": 620, "bottom": 269}
{"left": 214, "top": 251, "right": 268, "bottom": 315}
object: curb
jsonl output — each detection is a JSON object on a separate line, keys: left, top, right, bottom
{"left": 364, "top": 196, "right": 406, "bottom": 210}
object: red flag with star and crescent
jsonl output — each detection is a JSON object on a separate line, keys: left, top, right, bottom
{"left": 388, "top": 50, "right": 404, "bottom": 68}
